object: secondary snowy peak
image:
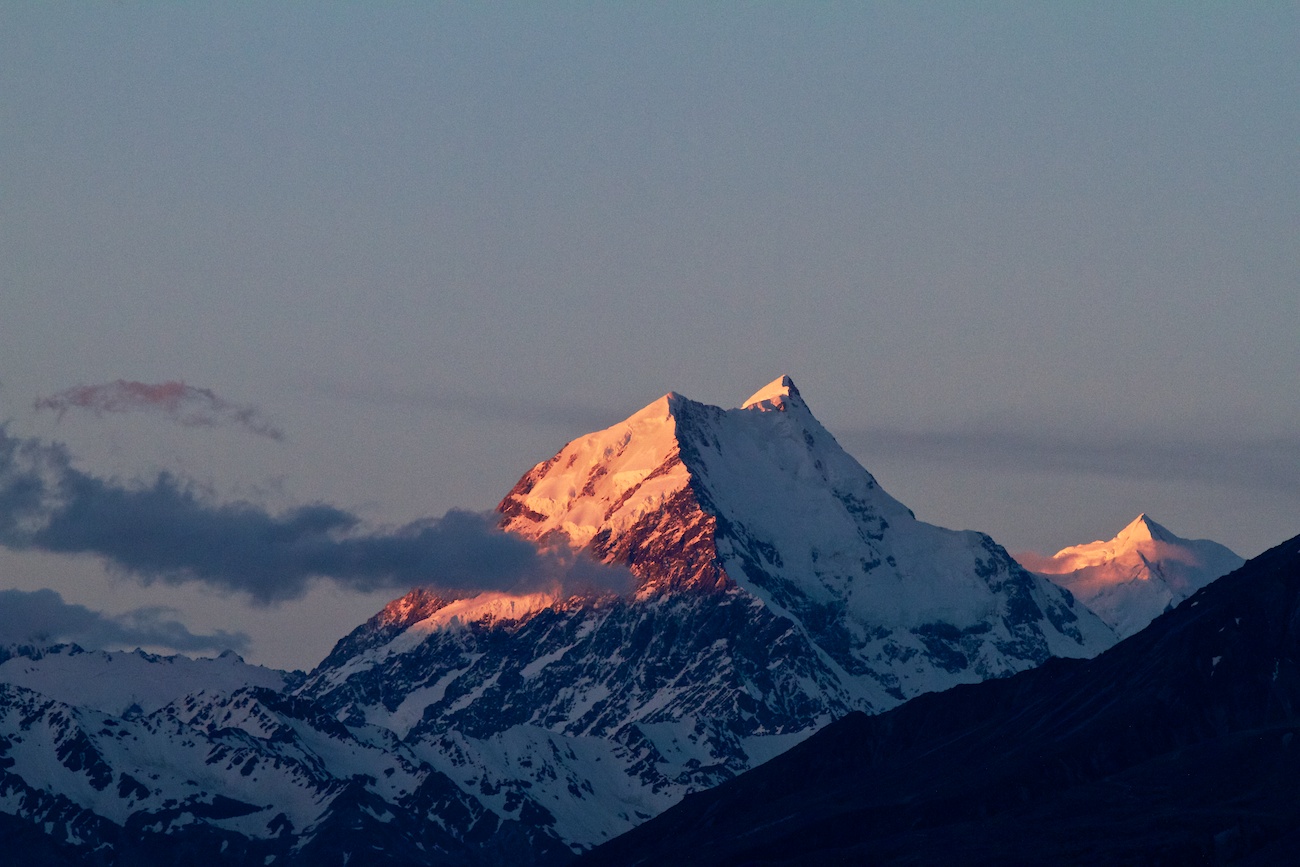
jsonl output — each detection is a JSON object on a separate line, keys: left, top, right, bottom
{"left": 1021, "top": 514, "right": 1244, "bottom": 639}
{"left": 1051, "top": 513, "right": 1175, "bottom": 566}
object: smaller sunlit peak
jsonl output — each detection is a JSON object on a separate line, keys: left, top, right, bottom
{"left": 742, "top": 375, "right": 801, "bottom": 411}
{"left": 1117, "top": 513, "right": 1172, "bottom": 544}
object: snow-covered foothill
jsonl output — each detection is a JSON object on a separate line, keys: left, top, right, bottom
{"left": 0, "top": 644, "right": 289, "bottom": 716}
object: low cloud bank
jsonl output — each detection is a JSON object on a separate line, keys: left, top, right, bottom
{"left": 0, "top": 429, "right": 632, "bottom": 604}
{"left": 0, "top": 587, "right": 248, "bottom": 653}
{"left": 35, "top": 380, "right": 285, "bottom": 441}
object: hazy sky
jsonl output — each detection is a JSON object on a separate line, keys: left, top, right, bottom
{"left": 2, "top": 4, "right": 1297, "bottom": 669}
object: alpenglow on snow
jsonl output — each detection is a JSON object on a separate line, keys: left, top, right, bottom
{"left": 1021, "top": 513, "right": 1244, "bottom": 639}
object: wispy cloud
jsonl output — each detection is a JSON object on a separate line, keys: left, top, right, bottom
{"left": 0, "top": 428, "right": 632, "bottom": 604}
{"left": 35, "top": 380, "right": 285, "bottom": 442}
{"left": 837, "top": 426, "right": 1300, "bottom": 497}
{"left": 0, "top": 587, "right": 247, "bottom": 653}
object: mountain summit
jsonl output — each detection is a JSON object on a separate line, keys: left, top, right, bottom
{"left": 1115, "top": 512, "right": 1176, "bottom": 544}
{"left": 1020, "top": 513, "right": 1244, "bottom": 639}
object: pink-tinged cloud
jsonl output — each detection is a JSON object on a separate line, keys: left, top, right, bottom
{"left": 35, "top": 380, "right": 285, "bottom": 442}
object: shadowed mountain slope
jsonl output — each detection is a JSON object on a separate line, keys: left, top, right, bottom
{"left": 582, "top": 533, "right": 1300, "bottom": 866}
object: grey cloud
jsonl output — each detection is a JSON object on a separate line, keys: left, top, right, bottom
{"left": 0, "top": 428, "right": 632, "bottom": 604}
{"left": 0, "top": 588, "right": 248, "bottom": 653}
{"left": 35, "top": 380, "right": 286, "bottom": 442}
{"left": 837, "top": 426, "right": 1300, "bottom": 497}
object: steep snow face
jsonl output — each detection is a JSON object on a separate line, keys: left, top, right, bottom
{"left": 1019, "top": 514, "right": 1244, "bottom": 639}
{"left": 498, "top": 392, "right": 725, "bottom": 594}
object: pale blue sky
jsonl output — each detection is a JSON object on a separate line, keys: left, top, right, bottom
{"left": 2, "top": 4, "right": 1297, "bottom": 667}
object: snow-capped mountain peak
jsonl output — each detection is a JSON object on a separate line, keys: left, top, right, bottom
{"left": 496, "top": 390, "right": 694, "bottom": 559}
{"left": 1021, "top": 514, "right": 1244, "bottom": 639}
{"left": 1113, "top": 512, "right": 1175, "bottom": 546}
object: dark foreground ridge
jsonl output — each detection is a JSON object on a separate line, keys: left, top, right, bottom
{"left": 582, "top": 533, "right": 1300, "bottom": 866}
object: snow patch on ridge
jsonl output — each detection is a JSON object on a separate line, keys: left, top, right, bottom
{"left": 401, "top": 592, "right": 556, "bottom": 639}
{"left": 310, "top": 592, "right": 556, "bottom": 689}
